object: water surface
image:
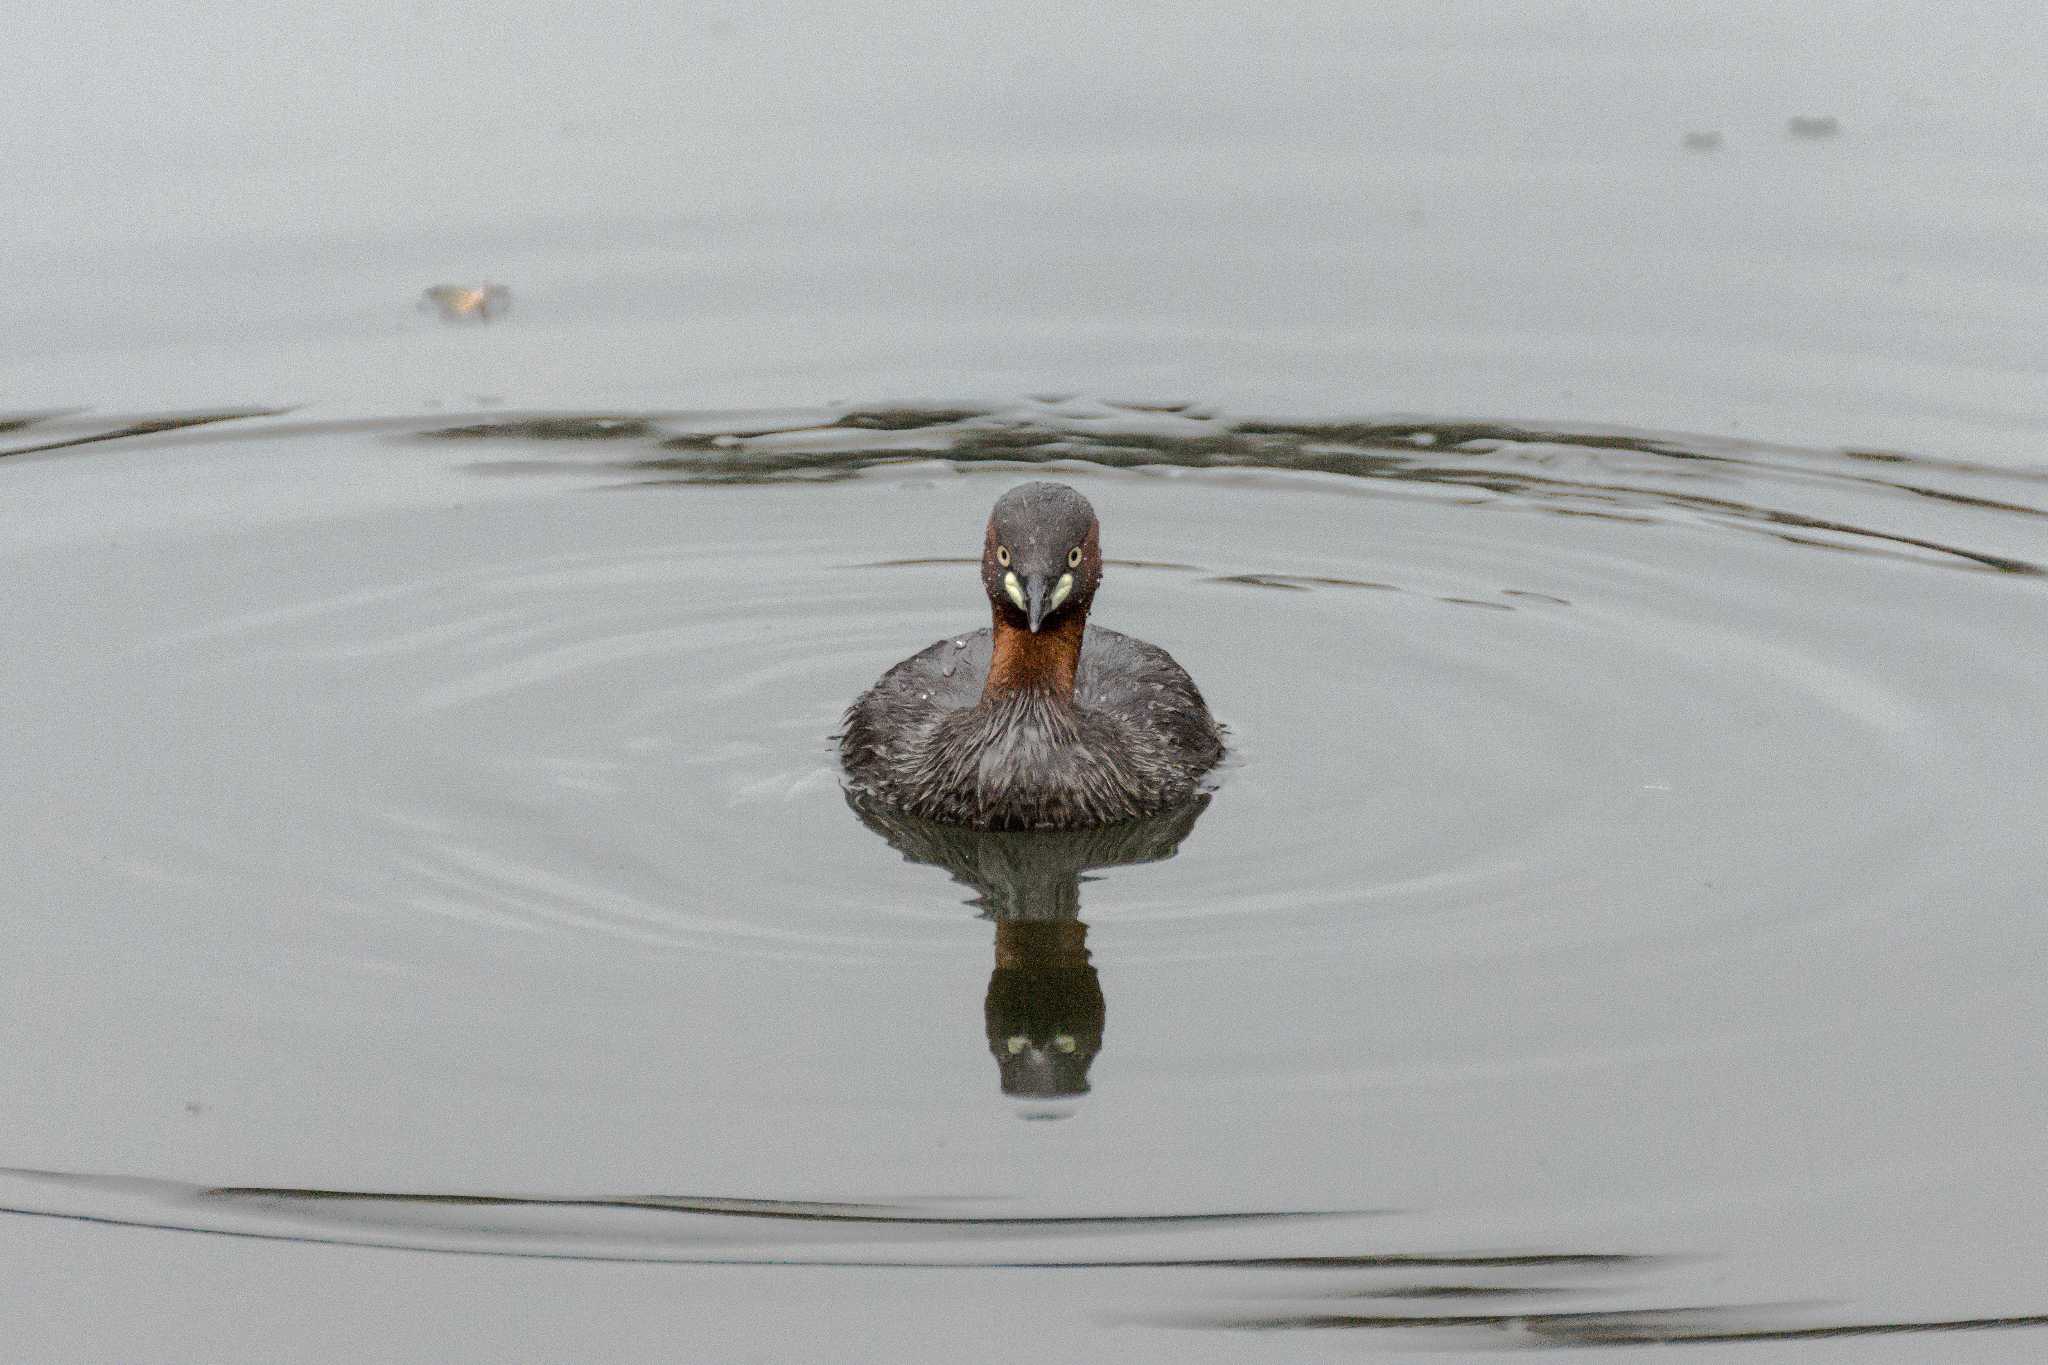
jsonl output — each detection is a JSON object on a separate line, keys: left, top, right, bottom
{"left": 7, "top": 1, "right": 2048, "bottom": 1358}
{"left": 3, "top": 402, "right": 2045, "bottom": 1361}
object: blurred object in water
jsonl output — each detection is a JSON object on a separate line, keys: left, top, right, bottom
{"left": 1786, "top": 115, "right": 1842, "bottom": 140}
{"left": 1680, "top": 130, "right": 1725, "bottom": 153}
{"left": 419, "top": 283, "right": 511, "bottom": 322}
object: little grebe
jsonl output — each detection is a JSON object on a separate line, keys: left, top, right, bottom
{"left": 840, "top": 482, "right": 1224, "bottom": 830}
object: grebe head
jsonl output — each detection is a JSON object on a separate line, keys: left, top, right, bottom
{"left": 980, "top": 482, "right": 1102, "bottom": 634}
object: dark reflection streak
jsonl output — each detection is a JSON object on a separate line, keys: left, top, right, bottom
{"left": 1235, "top": 419, "right": 1723, "bottom": 459}
{"left": 833, "top": 407, "right": 998, "bottom": 431}
{"left": 0, "top": 1203, "right": 1626, "bottom": 1271}
{"left": 27, "top": 406, "right": 2044, "bottom": 536}
{"left": 0, "top": 1203, "right": 709, "bottom": 1264}
{"left": 1195, "top": 1308, "right": 2048, "bottom": 1345}
{"left": 1327, "top": 1285, "right": 1567, "bottom": 1300}
{"left": 200, "top": 1188, "right": 1330, "bottom": 1229}
{"left": 1508, "top": 444, "right": 2048, "bottom": 520}
{"left": 718, "top": 406, "right": 2048, "bottom": 497}
{"left": 1571, "top": 1313, "right": 2048, "bottom": 1344}
{"left": 1759, "top": 530, "right": 1935, "bottom": 563}
{"left": 1722, "top": 518, "right": 2038, "bottom": 574}
{"left": 479, "top": 400, "right": 2048, "bottom": 487}
{"left": 1210, "top": 573, "right": 1407, "bottom": 593}
{"left": 635, "top": 453, "right": 926, "bottom": 484}
{"left": 414, "top": 411, "right": 845, "bottom": 445}
{"left": 621, "top": 468, "right": 882, "bottom": 487}
{"left": 1114, "top": 557, "right": 1208, "bottom": 571}
{"left": 1870, "top": 479, "right": 2047, "bottom": 519}
{"left": 0, "top": 411, "right": 72, "bottom": 435}
{"left": 1840, "top": 446, "right": 2048, "bottom": 482}
{"left": 1583, "top": 447, "right": 2048, "bottom": 517}
{"left": 1210, "top": 573, "right": 1398, "bottom": 590}
{"left": 0, "top": 1204, "right": 664, "bottom": 1263}
{"left": 1064, "top": 1254, "right": 1643, "bottom": 1270}
{"left": 427, "top": 417, "right": 662, "bottom": 442}
{"left": 1683, "top": 499, "right": 2038, "bottom": 575}
{"left": 0, "top": 409, "right": 283, "bottom": 460}
{"left": 1451, "top": 470, "right": 2043, "bottom": 575}
{"left": 1542, "top": 507, "right": 1660, "bottom": 524}
{"left": 1362, "top": 465, "right": 2043, "bottom": 575}
{"left": 605, "top": 421, "right": 2042, "bottom": 575}
{"left": 1256, "top": 420, "right": 2048, "bottom": 494}
{"left": 2, "top": 411, "right": 802, "bottom": 455}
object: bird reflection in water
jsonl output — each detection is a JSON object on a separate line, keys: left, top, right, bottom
{"left": 845, "top": 791, "right": 1210, "bottom": 1105}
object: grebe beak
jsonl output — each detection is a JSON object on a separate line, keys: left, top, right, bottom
{"left": 1022, "top": 574, "right": 1052, "bottom": 632}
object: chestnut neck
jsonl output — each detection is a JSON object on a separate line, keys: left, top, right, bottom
{"left": 995, "top": 919, "right": 1091, "bottom": 970}
{"left": 982, "top": 605, "right": 1086, "bottom": 702}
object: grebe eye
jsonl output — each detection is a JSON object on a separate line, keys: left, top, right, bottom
{"left": 1067, "top": 546, "right": 1082, "bottom": 568}
{"left": 996, "top": 545, "right": 1010, "bottom": 567}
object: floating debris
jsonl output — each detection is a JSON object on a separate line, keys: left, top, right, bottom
{"left": 1786, "top": 115, "right": 1841, "bottom": 140}
{"left": 419, "top": 282, "right": 511, "bottom": 322}
{"left": 1680, "top": 130, "right": 1724, "bottom": 153}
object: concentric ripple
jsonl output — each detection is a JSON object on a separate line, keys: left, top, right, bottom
{"left": 2, "top": 400, "right": 2045, "bottom": 1346}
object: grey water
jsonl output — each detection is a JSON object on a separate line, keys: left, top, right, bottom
{"left": 8, "top": 3, "right": 2048, "bottom": 1362}
{"left": 5, "top": 403, "right": 2047, "bottom": 1364}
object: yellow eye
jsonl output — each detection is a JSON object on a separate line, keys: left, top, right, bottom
{"left": 1067, "top": 547, "right": 1082, "bottom": 568}
{"left": 996, "top": 546, "right": 1010, "bottom": 566}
